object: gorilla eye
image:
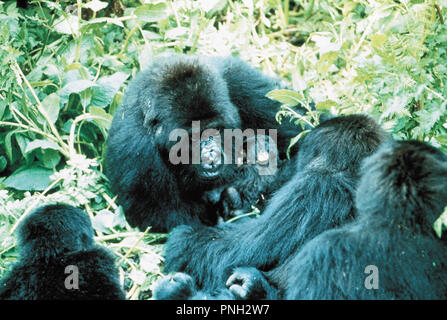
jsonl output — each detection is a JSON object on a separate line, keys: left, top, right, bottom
{"left": 148, "top": 119, "right": 163, "bottom": 136}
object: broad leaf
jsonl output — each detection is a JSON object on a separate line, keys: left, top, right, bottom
{"left": 4, "top": 167, "right": 53, "bottom": 191}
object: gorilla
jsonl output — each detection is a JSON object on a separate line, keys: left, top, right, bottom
{"left": 154, "top": 114, "right": 388, "bottom": 299}
{"left": 153, "top": 267, "right": 276, "bottom": 300}
{"left": 205, "top": 133, "right": 291, "bottom": 220}
{"left": 105, "top": 55, "right": 304, "bottom": 232}
{"left": 0, "top": 204, "right": 125, "bottom": 300}
{"left": 153, "top": 272, "right": 235, "bottom": 300}
{"left": 235, "top": 139, "right": 447, "bottom": 300}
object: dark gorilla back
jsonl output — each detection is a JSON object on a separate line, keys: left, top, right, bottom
{"left": 158, "top": 114, "right": 387, "bottom": 298}
{"left": 0, "top": 204, "right": 125, "bottom": 300}
{"left": 105, "top": 55, "right": 305, "bottom": 232}
{"left": 278, "top": 140, "right": 447, "bottom": 299}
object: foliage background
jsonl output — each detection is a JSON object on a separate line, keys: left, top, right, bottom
{"left": 1, "top": 0, "right": 447, "bottom": 299}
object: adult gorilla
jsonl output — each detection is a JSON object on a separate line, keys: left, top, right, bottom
{"left": 227, "top": 140, "right": 447, "bottom": 299}
{"left": 105, "top": 55, "right": 303, "bottom": 232}
{"left": 155, "top": 114, "right": 388, "bottom": 298}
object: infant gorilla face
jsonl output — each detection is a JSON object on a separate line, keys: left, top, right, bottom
{"left": 240, "top": 134, "right": 278, "bottom": 176}
{"left": 195, "top": 133, "right": 279, "bottom": 181}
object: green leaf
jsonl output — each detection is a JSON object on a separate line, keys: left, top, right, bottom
{"left": 25, "top": 139, "right": 61, "bottom": 154}
{"left": 53, "top": 15, "right": 79, "bottom": 35}
{"left": 435, "top": 135, "right": 447, "bottom": 144}
{"left": 4, "top": 131, "right": 15, "bottom": 162}
{"left": 60, "top": 80, "right": 97, "bottom": 104}
{"left": 134, "top": 3, "right": 168, "bottom": 22}
{"left": 317, "top": 51, "right": 338, "bottom": 75}
{"left": 92, "top": 209, "right": 115, "bottom": 233}
{"left": 129, "top": 269, "right": 146, "bottom": 286}
{"left": 91, "top": 72, "right": 129, "bottom": 108}
{"left": 89, "top": 107, "right": 113, "bottom": 130}
{"left": 315, "top": 100, "right": 337, "bottom": 110}
{"left": 200, "top": 0, "right": 227, "bottom": 15}
{"left": 15, "top": 135, "right": 30, "bottom": 159}
{"left": 84, "top": 0, "right": 108, "bottom": 12}
{"left": 41, "top": 93, "right": 60, "bottom": 124}
{"left": 0, "top": 100, "right": 6, "bottom": 120}
{"left": 266, "top": 89, "right": 304, "bottom": 106}
{"left": 0, "top": 156, "right": 7, "bottom": 172}
{"left": 164, "top": 27, "right": 189, "bottom": 40}
{"left": 38, "top": 149, "right": 61, "bottom": 169}
{"left": 434, "top": 207, "right": 447, "bottom": 238}
{"left": 65, "top": 63, "right": 82, "bottom": 71}
{"left": 416, "top": 108, "right": 443, "bottom": 132}
{"left": 287, "top": 130, "right": 310, "bottom": 159}
{"left": 434, "top": 219, "right": 443, "bottom": 238}
{"left": 86, "top": 17, "right": 124, "bottom": 28}
{"left": 140, "top": 253, "right": 161, "bottom": 273}
{"left": 371, "top": 34, "right": 387, "bottom": 48}
{"left": 4, "top": 167, "right": 53, "bottom": 191}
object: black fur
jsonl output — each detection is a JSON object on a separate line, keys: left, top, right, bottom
{"left": 105, "top": 55, "right": 303, "bottom": 232}
{"left": 206, "top": 134, "right": 291, "bottom": 219}
{"left": 264, "top": 140, "right": 447, "bottom": 299}
{"left": 153, "top": 272, "right": 235, "bottom": 300}
{"left": 0, "top": 204, "right": 125, "bottom": 300}
{"left": 155, "top": 114, "right": 387, "bottom": 299}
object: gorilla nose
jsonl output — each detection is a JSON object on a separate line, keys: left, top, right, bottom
{"left": 202, "top": 152, "right": 222, "bottom": 169}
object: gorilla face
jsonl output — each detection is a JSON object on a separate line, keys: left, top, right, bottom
{"left": 160, "top": 127, "right": 234, "bottom": 189}
{"left": 243, "top": 134, "right": 279, "bottom": 176}
{"left": 141, "top": 56, "right": 241, "bottom": 188}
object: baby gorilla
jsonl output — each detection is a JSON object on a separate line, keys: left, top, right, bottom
{"left": 204, "top": 134, "right": 289, "bottom": 220}
{"left": 0, "top": 204, "right": 125, "bottom": 300}
{"left": 228, "top": 140, "right": 447, "bottom": 299}
{"left": 153, "top": 114, "right": 388, "bottom": 299}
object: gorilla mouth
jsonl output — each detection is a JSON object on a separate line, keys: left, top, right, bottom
{"left": 199, "top": 158, "right": 222, "bottom": 179}
{"left": 200, "top": 168, "right": 220, "bottom": 179}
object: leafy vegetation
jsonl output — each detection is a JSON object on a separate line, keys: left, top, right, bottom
{"left": 1, "top": 0, "right": 447, "bottom": 299}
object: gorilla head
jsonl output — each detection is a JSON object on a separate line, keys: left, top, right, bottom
{"left": 139, "top": 56, "right": 241, "bottom": 188}
{"left": 105, "top": 54, "right": 305, "bottom": 232}
{"left": 105, "top": 55, "right": 244, "bottom": 231}
{"left": 296, "top": 114, "right": 387, "bottom": 173}
{"left": 278, "top": 140, "right": 447, "bottom": 300}
{"left": 18, "top": 204, "right": 95, "bottom": 262}
{"left": 356, "top": 140, "right": 447, "bottom": 231}
{"left": 0, "top": 204, "right": 125, "bottom": 300}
